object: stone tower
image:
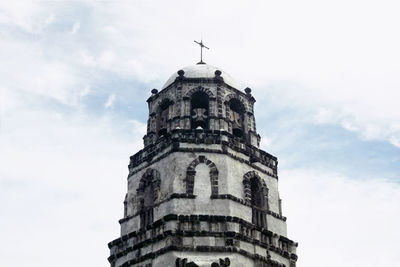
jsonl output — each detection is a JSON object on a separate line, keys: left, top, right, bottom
{"left": 108, "top": 63, "right": 298, "bottom": 267}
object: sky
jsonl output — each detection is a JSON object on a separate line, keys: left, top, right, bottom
{"left": 1, "top": 1, "right": 400, "bottom": 266}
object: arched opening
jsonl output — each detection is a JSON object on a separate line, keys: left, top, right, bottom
{"left": 139, "top": 182, "right": 155, "bottom": 229}
{"left": 250, "top": 177, "right": 264, "bottom": 208}
{"left": 228, "top": 98, "right": 245, "bottom": 138}
{"left": 243, "top": 171, "right": 268, "bottom": 228}
{"left": 191, "top": 91, "right": 209, "bottom": 130}
{"left": 137, "top": 169, "right": 160, "bottom": 229}
{"left": 157, "top": 99, "right": 172, "bottom": 137}
{"left": 250, "top": 177, "right": 266, "bottom": 228}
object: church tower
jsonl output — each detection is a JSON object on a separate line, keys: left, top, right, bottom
{"left": 108, "top": 62, "right": 298, "bottom": 267}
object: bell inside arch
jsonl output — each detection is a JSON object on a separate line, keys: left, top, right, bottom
{"left": 157, "top": 99, "right": 171, "bottom": 136}
{"left": 191, "top": 91, "right": 209, "bottom": 130}
{"left": 229, "top": 99, "right": 244, "bottom": 138}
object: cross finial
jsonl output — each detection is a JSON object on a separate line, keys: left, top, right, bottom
{"left": 194, "top": 39, "right": 209, "bottom": 64}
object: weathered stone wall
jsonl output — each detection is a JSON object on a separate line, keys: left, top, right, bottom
{"left": 123, "top": 149, "right": 286, "bottom": 234}
{"left": 144, "top": 75, "right": 259, "bottom": 147}
{"left": 110, "top": 212, "right": 295, "bottom": 267}
{"left": 111, "top": 145, "right": 296, "bottom": 267}
{"left": 108, "top": 67, "right": 298, "bottom": 267}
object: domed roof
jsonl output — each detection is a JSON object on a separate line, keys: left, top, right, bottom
{"left": 162, "top": 63, "right": 239, "bottom": 89}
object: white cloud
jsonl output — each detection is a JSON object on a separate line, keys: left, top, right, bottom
{"left": 70, "top": 0, "right": 400, "bottom": 149}
{"left": 104, "top": 93, "right": 116, "bottom": 108}
{"left": 71, "top": 21, "right": 80, "bottom": 34}
{"left": 312, "top": 107, "right": 400, "bottom": 148}
{"left": 389, "top": 136, "right": 400, "bottom": 148}
{"left": 0, "top": 108, "right": 146, "bottom": 267}
{"left": 1, "top": 1, "right": 398, "bottom": 148}
{"left": 0, "top": 39, "right": 90, "bottom": 109}
{"left": 280, "top": 168, "right": 400, "bottom": 267}
{"left": 0, "top": 1, "right": 399, "bottom": 266}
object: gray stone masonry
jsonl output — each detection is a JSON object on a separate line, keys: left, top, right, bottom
{"left": 108, "top": 64, "right": 298, "bottom": 267}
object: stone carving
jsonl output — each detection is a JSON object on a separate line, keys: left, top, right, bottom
{"left": 192, "top": 108, "right": 208, "bottom": 122}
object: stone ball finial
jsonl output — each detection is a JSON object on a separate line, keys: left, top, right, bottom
{"left": 177, "top": 70, "right": 185, "bottom": 77}
{"left": 151, "top": 89, "right": 158, "bottom": 94}
{"left": 245, "top": 87, "right": 252, "bottom": 94}
{"left": 215, "top": 70, "right": 222, "bottom": 76}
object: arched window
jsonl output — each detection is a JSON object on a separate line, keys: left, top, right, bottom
{"left": 251, "top": 177, "right": 264, "bottom": 208}
{"left": 137, "top": 169, "right": 160, "bottom": 229}
{"left": 243, "top": 171, "right": 268, "bottom": 228}
{"left": 250, "top": 177, "right": 267, "bottom": 227}
{"left": 157, "top": 99, "right": 173, "bottom": 137}
{"left": 228, "top": 98, "right": 245, "bottom": 138}
{"left": 191, "top": 91, "right": 209, "bottom": 130}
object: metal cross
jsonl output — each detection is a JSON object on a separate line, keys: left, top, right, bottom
{"left": 194, "top": 39, "right": 209, "bottom": 64}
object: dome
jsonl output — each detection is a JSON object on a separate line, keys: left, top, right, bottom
{"left": 162, "top": 63, "right": 239, "bottom": 89}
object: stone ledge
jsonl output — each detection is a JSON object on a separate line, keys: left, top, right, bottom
{"left": 119, "top": 194, "right": 286, "bottom": 224}
{"left": 128, "top": 143, "right": 277, "bottom": 180}
{"left": 211, "top": 194, "right": 286, "bottom": 221}
{"left": 110, "top": 214, "right": 297, "bottom": 262}
{"left": 109, "top": 239, "right": 291, "bottom": 267}
{"left": 131, "top": 129, "right": 277, "bottom": 173}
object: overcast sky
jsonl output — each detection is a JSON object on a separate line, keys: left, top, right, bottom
{"left": 1, "top": 1, "right": 400, "bottom": 266}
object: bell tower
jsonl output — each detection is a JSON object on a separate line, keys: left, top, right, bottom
{"left": 108, "top": 63, "right": 298, "bottom": 267}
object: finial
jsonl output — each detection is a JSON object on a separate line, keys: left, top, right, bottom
{"left": 214, "top": 69, "right": 223, "bottom": 83}
{"left": 151, "top": 89, "right": 158, "bottom": 94}
{"left": 177, "top": 70, "right": 185, "bottom": 77}
{"left": 245, "top": 87, "right": 252, "bottom": 94}
{"left": 194, "top": 39, "right": 209, "bottom": 64}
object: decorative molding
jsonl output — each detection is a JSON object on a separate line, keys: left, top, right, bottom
{"left": 186, "top": 155, "right": 219, "bottom": 195}
{"left": 129, "top": 131, "right": 278, "bottom": 177}
{"left": 243, "top": 171, "right": 269, "bottom": 207}
{"left": 210, "top": 194, "right": 286, "bottom": 221}
{"left": 112, "top": 214, "right": 294, "bottom": 250}
{"left": 109, "top": 214, "right": 296, "bottom": 267}
{"left": 119, "top": 193, "right": 286, "bottom": 225}
{"left": 112, "top": 244, "right": 286, "bottom": 267}
{"left": 224, "top": 93, "right": 250, "bottom": 113}
{"left": 137, "top": 168, "right": 161, "bottom": 200}
{"left": 185, "top": 85, "right": 215, "bottom": 98}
